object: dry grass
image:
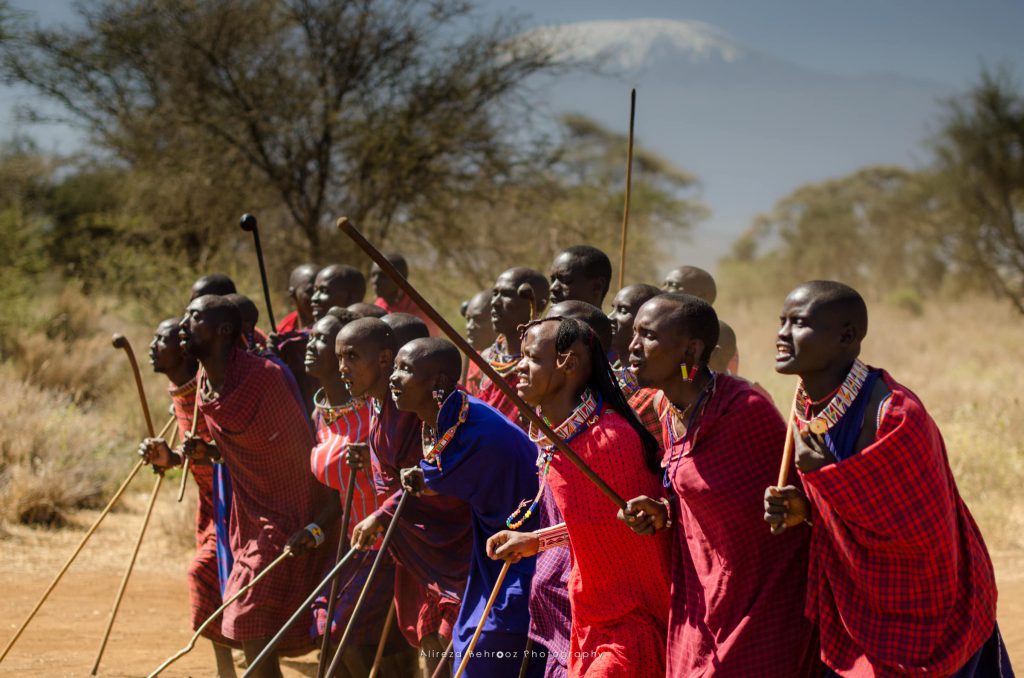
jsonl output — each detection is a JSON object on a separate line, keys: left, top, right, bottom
{"left": 720, "top": 294, "right": 1024, "bottom": 552}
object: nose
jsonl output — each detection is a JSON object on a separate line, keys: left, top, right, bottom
{"left": 627, "top": 331, "right": 641, "bottom": 355}
{"left": 777, "top": 318, "right": 791, "bottom": 341}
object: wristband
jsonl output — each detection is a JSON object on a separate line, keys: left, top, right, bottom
{"left": 305, "top": 522, "right": 325, "bottom": 547}
{"left": 658, "top": 497, "right": 673, "bottom": 530}
{"left": 536, "top": 523, "right": 570, "bottom": 552}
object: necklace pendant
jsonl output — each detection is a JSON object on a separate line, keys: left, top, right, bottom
{"left": 810, "top": 418, "right": 830, "bottom": 435}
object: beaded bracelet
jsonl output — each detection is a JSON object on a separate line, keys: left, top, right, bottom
{"left": 305, "top": 522, "right": 325, "bottom": 547}
{"left": 658, "top": 497, "right": 673, "bottom": 530}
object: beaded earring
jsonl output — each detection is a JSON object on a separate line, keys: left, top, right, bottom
{"left": 680, "top": 363, "right": 698, "bottom": 383}
{"left": 432, "top": 389, "right": 445, "bottom": 408}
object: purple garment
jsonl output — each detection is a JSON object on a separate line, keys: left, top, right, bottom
{"left": 527, "top": 486, "right": 571, "bottom": 678}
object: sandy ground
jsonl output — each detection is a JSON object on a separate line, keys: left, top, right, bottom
{"left": 0, "top": 489, "right": 1021, "bottom": 677}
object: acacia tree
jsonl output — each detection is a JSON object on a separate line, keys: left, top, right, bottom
{"left": 933, "top": 67, "right": 1024, "bottom": 313}
{"left": 3, "top": 0, "right": 561, "bottom": 259}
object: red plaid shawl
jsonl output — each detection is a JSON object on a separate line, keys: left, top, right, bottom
{"left": 169, "top": 378, "right": 235, "bottom": 646}
{"left": 800, "top": 372, "right": 997, "bottom": 676}
{"left": 548, "top": 406, "right": 672, "bottom": 678}
{"left": 198, "top": 349, "right": 335, "bottom": 647}
{"left": 661, "top": 374, "right": 818, "bottom": 677}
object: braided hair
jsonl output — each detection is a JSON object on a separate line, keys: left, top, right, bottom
{"left": 522, "top": 316, "right": 662, "bottom": 474}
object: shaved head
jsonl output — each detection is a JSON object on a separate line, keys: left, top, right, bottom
{"left": 383, "top": 313, "right": 429, "bottom": 348}
{"left": 792, "top": 280, "right": 868, "bottom": 338}
{"left": 289, "top": 263, "right": 319, "bottom": 288}
{"left": 224, "top": 293, "right": 258, "bottom": 329}
{"left": 190, "top": 273, "right": 236, "bottom": 300}
{"left": 326, "top": 306, "right": 361, "bottom": 326}
{"left": 348, "top": 302, "right": 388, "bottom": 319}
{"left": 401, "top": 337, "right": 463, "bottom": 385}
{"left": 338, "top": 317, "right": 398, "bottom": 354}
{"left": 648, "top": 293, "right": 719, "bottom": 363}
{"left": 662, "top": 265, "right": 717, "bottom": 304}
{"left": 548, "top": 300, "right": 612, "bottom": 352}
{"left": 193, "top": 294, "right": 242, "bottom": 343}
{"left": 709, "top": 320, "right": 737, "bottom": 373}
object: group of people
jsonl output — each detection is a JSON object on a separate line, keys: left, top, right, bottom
{"left": 137, "top": 245, "right": 1011, "bottom": 678}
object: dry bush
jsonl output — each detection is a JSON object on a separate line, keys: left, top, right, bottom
{"left": 720, "top": 295, "right": 1024, "bottom": 552}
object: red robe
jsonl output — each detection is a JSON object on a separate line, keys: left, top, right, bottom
{"left": 370, "top": 395, "right": 471, "bottom": 646}
{"left": 468, "top": 339, "right": 525, "bottom": 429}
{"left": 661, "top": 374, "right": 817, "bottom": 677}
{"left": 374, "top": 294, "right": 440, "bottom": 336}
{"left": 547, "top": 406, "right": 672, "bottom": 678}
{"left": 277, "top": 310, "right": 300, "bottom": 334}
{"left": 169, "top": 378, "right": 236, "bottom": 648}
{"left": 198, "top": 349, "right": 335, "bottom": 649}
{"left": 800, "top": 372, "right": 997, "bottom": 676}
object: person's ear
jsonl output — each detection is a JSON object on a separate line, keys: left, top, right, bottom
{"left": 687, "top": 338, "right": 706, "bottom": 365}
{"left": 839, "top": 322, "right": 857, "bottom": 347}
{"left": 556, "top": 350, "right": 579, "bottom": 373}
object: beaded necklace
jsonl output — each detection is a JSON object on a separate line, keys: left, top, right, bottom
{"left": 169, "top": 377, "right": 198, "bottom": 398}
{"left": 485, "top": 336, "right": 520, "bottom": 376}
{"left": 662, "top": 373, "right": 716, "bottom": 489}
{"left": 421, "top": 391, "right": 470, "bottom": 473}
{"left": 795, "top": 359, "right": 869, "bottom": 435}
{"left": 506, "top": 389, "right": 602, "bottom": 529}
{"left": 313, "top": 388, "right": 366, "bottom": 427}
{"left": 617, "top": 366, "right": 640, "bottom": 398}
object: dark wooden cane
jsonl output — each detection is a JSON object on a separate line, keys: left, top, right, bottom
{"left": 240, "top": 213, "right": 278, "bottom": 333}
{"left": 336, "top": 217, "right": 626, "bottom": 511}
{"left": 618, "top": 88, "right": 636, "bottom": 290}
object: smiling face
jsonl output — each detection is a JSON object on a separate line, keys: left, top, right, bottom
{"left": 490, "top": 271, "right": 533, "bottom": 338}
{"left": 150, "top": 319, "right": 186, "bottom": 374}
{"left": 335, "top": 329, "right": 391, "bottom": 399}
{"left": 627, "top": 298, "right": 692, "bottom": 389}
{"left": 514, "top": 322, "right": 564, "bottom": 408}
{"left": 389, "top": 344, "right": 436, "bottom": 415}
{"left": 775, "top": 285, "right": 854, "bottom": 376}
{"left": 304, "top": 316, "right": 342, "bottom": 379}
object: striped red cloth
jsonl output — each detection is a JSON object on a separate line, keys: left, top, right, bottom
{"left": 198, "top": 349, "right": 336, "bottom": 649}
{"left": 169, "top": 378, "right": 235, "bottom": 647}
{"left": 800, "top": 372, "right": 998, "bottom": 676}
{"left": 661, "top": 374, "right": 818, "bottom": 677}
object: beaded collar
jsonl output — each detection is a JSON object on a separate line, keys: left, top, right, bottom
{"left": 506, "top": 389, "right": 603, "bottom": 529}
{"left": 795, "top": 359, "right": 869, "bottom": 435}
{"left": 484, "top": 335, "right": 520, "bottom": 376}
{"left": 617, "top": 366, "right": 640, "bottom": 398}
{"left": 421, "top": 390, "right": 470, "bottom": 473}
{"left": 168, "top": 377, "right": 198, "bottom": 398}
{"left": 313, "top": 388, "right": 366, "bottom": 426}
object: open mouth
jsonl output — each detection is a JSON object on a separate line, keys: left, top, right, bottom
{"left": 304, "top": 350, "right": 317, "bottom": 366}
{"left": 775, "top": 343, "right": 794, "bottom": 361}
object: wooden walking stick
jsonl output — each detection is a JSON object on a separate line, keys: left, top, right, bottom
{"left": 769, "top": 385, "right": 802, "bottom": 535}
{"left": 367, "top": 601, "right": 396, "bottom": 678}
{"left": 617, "top": 88, "right": 636, "bottom": 291}
{"left": 112, "top": 333, "right": 156, "bottom": 437}
{"left": 177, "top": 367, "right": 204, "bottom": 503}
{"left": 242, "top": 547, "right": 360, "bottom": 677}
{"left": 146, "top": 547, "right": 295, "bottom": 677}
{"left": 240, "top": 213, "right": 278, "bottom": 333}
{"left": 324, "top": 491, "right": 410, "bottom": 678}
{"left": 336, "top": 217, "right": 627, "bottom": 511}
{"left": 316, "top": 456, "right": 361, "bottom": 678}
{"left": 452, "top": 560, "right": 513, "bottom": 678}
{"left": 90, "top": 471, "right": 163, "bottom": 674}
{"left": 0, "top": 418, "right": 173, "bottom": 665}
{"left": 431, "top": 638, "right": 454, "bottom": 678}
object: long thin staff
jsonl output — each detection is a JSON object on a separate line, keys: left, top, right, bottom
{"left": 452, "top": 560, "right": 512, "bottom": 678}
{"left": 242, "top": 548, "right": 359, "bottom": 677}
{"left": 146, "top": 548, "right": 294, "bottom": 677}
{"left": 770, "top": 385, "right": 802, "bottom": 535}
{"left": 316, "top": 461, "right": 360, "bottom": 678}
{"left": 336, "top": 217, "right": 626, "bottom": 510}
{"left": 112, "top": 334, "right": 156, "bottom": 438}
{"left": 367, "top": 601, "right": 396, "bottom": 678}
{"left": 431, "top": 639, "right": 454, "bottom": 678}
{"left": 324, "top": 491, "right": 410, "bottom": 678}
{"left": 177, "top": 367, "right": 204, "bottom": 503}
{"left": 90, "top": 471, "right": 163, "bottom": 674}
{"left": 0, "top": 417, "right": 173, "bottom": 665}
{"left": 617, "top": 88, "right": 636, "bottom": 290}
{"left": 240, "top": 213, "right": 277, "bottom": 333}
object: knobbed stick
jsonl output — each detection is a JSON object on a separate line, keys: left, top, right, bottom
{"left": 146, "top": 548, "right": 294, "bottom": 677}
{"left": 90, "top": 472, "right": 164, "bottom": 674}
{"left": 324, "top": 491, "right": 410, "bottom": 678}
{"left": 112, "top": 334, "right": 156, "bottom": 437}
{"left": 336, "top": 217, "right": 626, "bottom": 511}
{"left": 177, "top": 367, "right": 204, "bottom": 503}
{"left": 617, "top": 88, "right": 636, "bottom": 290}
{"left": 453, "top": 560, "right": 512, "bottom": 678}
{"left": 367, "top": 601, "right": 396, "bottom": 678}
{"left": 240, "top": 213, "right": 277, "bottom": 333}
{"left": 315, "top": 461, "right": 360, "bottom": 678}
{"left": 769, "top": 385, "right": 802, "bottom": 535}
{"left": 242, "top": 548, "right": 359, "bottom": 677}
{"left": 0, "top": 414, "right": 172, "bottom": 666}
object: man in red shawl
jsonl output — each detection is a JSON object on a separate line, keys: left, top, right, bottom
{"left": 620, "top": 293, "right": 819, "bottom": 677}
{"left": 142, "top": 295, "right": 337, "bottom": 677}
{"left": 370, "top": 252, "right": 440, "bottom": 336}
{"left": 148, "top": 317, "right": 238, "bottom": 677}
{"left": 291, "top": 312, "right": 408, "bottom": 674}
{"left": 766, "top": 281, "right": 1011, "bottom": 677}
{"left": 465, "top": 267, "right": 549, "bottom": 427}
{"left": 338, "top": 318, "right": 471, "bottom": 677}
{"left": 277, "top": 263, "right": 319, "bottom": 333}
{"left": 488, "top": 317, "right": 672, "bottom": 678}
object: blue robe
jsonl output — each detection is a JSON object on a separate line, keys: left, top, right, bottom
{"left": 421, "top": 393, "right": 544, "bottom": 678}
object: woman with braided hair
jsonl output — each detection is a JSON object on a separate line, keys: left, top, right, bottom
{"left": 487, "top": 316, "right": 672, "bottom": 678}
